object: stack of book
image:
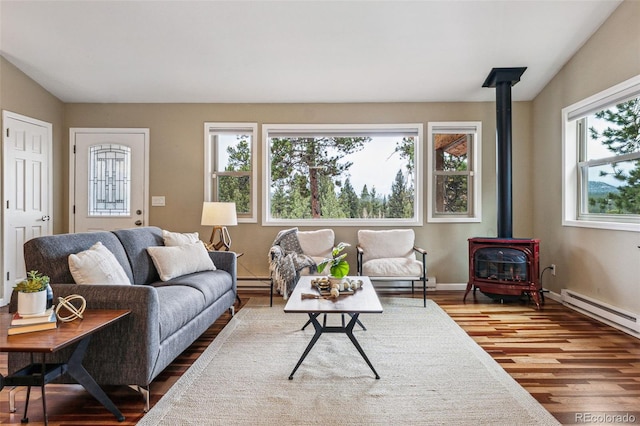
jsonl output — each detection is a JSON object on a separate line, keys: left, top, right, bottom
{"left": 8, "top": 307, "right": 57, "bottom": 335}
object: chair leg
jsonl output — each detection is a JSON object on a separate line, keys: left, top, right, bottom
{"left": 423, "top": 277, "right": 427, "bottom": 307}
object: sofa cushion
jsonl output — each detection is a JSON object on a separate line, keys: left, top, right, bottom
{"left": 160, "top": 270, "right": 233, "bottom": 305}
{"left": 162, "top": 230, "right": 199, "bottom": 246}
{"left": 362, "top": 258, "right": 423, "bottom": 277}
{"left": 147, "top": 241, "right": 216, "bottom": 281}
{"left": 23, "top": 231, "right": 134, "bottom": 285}
{"left": 153, "top": 285, "right": 207, "bottom": 341}
{"left": 112, "top": 227, "right": 164, "bottom": 284}
{"left": 358, "top": 229, "right": 416, "bottom": 263}
{"left": 68, "top": 242, "right": 132, "bottom": 285}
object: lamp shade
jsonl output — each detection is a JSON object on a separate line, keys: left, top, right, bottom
{"left": 201, "top": 202, "right": 238, "bottom": 226}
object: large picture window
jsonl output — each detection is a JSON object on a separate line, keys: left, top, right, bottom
{"left": 204, "top": 123, "right": 257, "bottom": 222}
{"left": 562, "top": 75, "right": 640, "bottom": 232}
{"left": 427, "top": 122, "right": 482, "bottom": 222}
{"left": 262, "top": 124, "right": 423, "bottom": 226}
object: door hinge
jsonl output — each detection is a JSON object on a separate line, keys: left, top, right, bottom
{"left": 73, "top": 145, "right": 76, "bottom": 154}
{"left": 5, "top": 128, "right": 8, "bottom": 137}
{"left": 5, "top": 200, "right": 8, "bottom": 209}
{"left": 6, "top": 272, "right": 9, "bottom": 281}
{"left": 73, "top": 205, "right": 75, "bottom": 214}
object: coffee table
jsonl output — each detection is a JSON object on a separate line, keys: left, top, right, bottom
{"left": 0, "top": 309, "right": 130, "bottom": 425}
{"left": 284, "top": 276, "right": 383, "bottom": 379}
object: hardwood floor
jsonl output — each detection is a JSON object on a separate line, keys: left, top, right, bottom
{"left": 1, "top": 289, "right": 639, "bottom": 425}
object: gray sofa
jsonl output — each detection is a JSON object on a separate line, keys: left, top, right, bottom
{"left": 8, "top": 226, "right": 236, "bottom": 410}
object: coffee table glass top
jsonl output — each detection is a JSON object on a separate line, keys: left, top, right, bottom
{"left": 284, "top": 276, "right": 383, "bottom": 314}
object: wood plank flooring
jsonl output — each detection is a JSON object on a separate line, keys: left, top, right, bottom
{"left": 1, "top": 290, "right": 638, "bottom": 425}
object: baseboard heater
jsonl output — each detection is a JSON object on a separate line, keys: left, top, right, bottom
{"left": 561, "top": 289, "right": 640, "bottom": 337}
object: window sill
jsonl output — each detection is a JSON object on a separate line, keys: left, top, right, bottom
{"left": 562, "top": 219, "right": 640, "bottom": 232}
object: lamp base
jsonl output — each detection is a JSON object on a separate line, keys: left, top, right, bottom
{"left": 208, "top": 226, "right": 231, "bottom": 251}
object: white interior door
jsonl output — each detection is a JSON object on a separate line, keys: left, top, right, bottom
{"left": 70, "top": 128, "right": 149, "bottom": 232}
{"left": 2, "top": 111, "right": 53, "bottom": 306}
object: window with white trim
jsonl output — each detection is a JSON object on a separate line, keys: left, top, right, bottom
{"left": 427, "top": 122, "right": 482, "bottom": 222}
{"left": 262, "top": 124, "right": 423, "bottom": 226}
{"left": 204, "top": 123, "right": 257, "bottom": 222}
{"left": 562, "top": 75, "right": 640, "bottom": 232}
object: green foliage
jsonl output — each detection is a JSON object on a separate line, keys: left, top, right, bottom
{"left": 267, "top": 135, "right": 418, "bottom": 220}
{"left": 317, "top": 242, "right": 351, "bottom": 278}
{"left": 439, "top": 152, "right": 468, "bottom": 213}
{"left": 218, "top": 137, "right": 251, "bottom": 213}
{"left": 588, "top": 98, "right": 640, "bottom": 214}
{"left": 338, "top": 178, "right": 359, "bottom": 218}
{"left": 387, "top": 170, "right": 414, "bottom": 218}
{"left": 14, "top": 270, "right": 49, "bottom": 293}
{"left": 270, "top": 136, "right": 368, "bottom": 218}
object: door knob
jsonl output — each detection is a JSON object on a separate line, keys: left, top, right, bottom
{"left": 135, "top": 220, "right": 143, "bottom": 226}
{"left": 41, "top": 215, "right": 50, "bottom": 221}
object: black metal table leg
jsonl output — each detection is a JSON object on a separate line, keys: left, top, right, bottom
{"left": 66, "top": 336, "right": 125, "bottom": 422}
{"left": 344, "top": 314, "right": 379, "bottom": 379}
{"left": 289, "top": 312, "right": 379, "bottom": 380}
{"left": 289, "top": 313, "right": 323, "bottom": 379}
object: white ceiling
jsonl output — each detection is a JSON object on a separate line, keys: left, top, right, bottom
{"left": 0, "top": 0, "right": 622, "bottom": 104}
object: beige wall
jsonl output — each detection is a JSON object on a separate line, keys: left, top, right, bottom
{"left": 64, "top": 101, "right": 534, "bottom": 283}
{"left": 0, "top": 56, "right": 65, "bottom": 234}
{"left": 532, "top": 0, "right": 640, "bottom": 312}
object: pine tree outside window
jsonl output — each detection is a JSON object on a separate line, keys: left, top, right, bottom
{"left": 204, "top": 123, "right": 257, "bottom": 223}
{"left": 427, "top": 122, "right": 482, "bottom": 223}
{"left": 262, "top": 124, "right": 423, "bottom": 226}
{"left": 562, "top": 75, "right": 640, "bottom": 232}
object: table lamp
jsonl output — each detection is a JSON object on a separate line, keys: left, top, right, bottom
{"left": 201, "top": 202, "right": 237, "bottom": 251}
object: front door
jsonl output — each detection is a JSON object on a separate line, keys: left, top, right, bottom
{"left": 2, "top": 111, "right": 53, "bottom": 306}
{"left": 70, "top": 128, "right": 149, "bottom": 232}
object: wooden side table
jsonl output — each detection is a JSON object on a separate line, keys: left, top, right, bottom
{"left": 0, "top": 309, "right": 130, "bottom": 425}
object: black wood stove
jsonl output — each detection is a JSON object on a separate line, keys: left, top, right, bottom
{"left": 464, "top": 67, "right": 543, "bottom": 308}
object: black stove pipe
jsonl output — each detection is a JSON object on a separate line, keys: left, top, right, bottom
{"left": 482, "top": 67, "right": 527, "bottom": 239}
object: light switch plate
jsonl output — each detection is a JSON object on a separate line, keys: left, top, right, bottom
{"left": 151, "top": 196, "right": 166, "bottom": 206}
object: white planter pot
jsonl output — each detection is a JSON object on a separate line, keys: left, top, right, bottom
{"left": 17, "top": 290, "right": 47, "bottom": 316}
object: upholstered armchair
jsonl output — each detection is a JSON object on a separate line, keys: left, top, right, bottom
{"left": 356, "top": 229, "right": 428, "bottom": 307}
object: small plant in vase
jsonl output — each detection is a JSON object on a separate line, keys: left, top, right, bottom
{"left": 14, "top": 270, "right": 51, "bottom": 316}
{"left": 317, "top": 242, "right": 350, "bottom": 281}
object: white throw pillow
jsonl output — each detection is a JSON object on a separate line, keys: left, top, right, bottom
{"left": 162, "top": 229, "right": 199, "bottom": 246}
{"left": 68, "top": 242, "right": 132, "bottom": 285}
{"left": 147, "top": 241, "right": 216, "bottom": 281}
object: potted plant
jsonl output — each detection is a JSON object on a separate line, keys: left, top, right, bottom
{"left": 14, "top": 270, "right": 51, "bottom": 316}
{"left": 317, "top": 242, "right": 351, "bottom": 283}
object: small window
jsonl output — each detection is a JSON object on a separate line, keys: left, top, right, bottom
{"left": 204, "top": 123, "right": 257, "bottom": 222}
{"left": 427, "top": 122, "right": 482, "bottom": 222}
{"left": 562, "top": 75, "right": 640, "bottom": 232}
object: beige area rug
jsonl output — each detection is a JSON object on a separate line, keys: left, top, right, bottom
{"left": 138, "top": 297, "right": 559, "bottom": 425}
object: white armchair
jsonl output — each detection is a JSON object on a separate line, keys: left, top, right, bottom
{"left": 356, "top": 229, "right": 427, "bottom": 307}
